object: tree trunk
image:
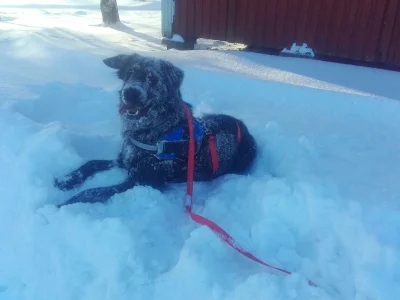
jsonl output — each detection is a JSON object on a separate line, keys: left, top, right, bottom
{"left": 100, "top": 0, "right": 120, "bottom": 25}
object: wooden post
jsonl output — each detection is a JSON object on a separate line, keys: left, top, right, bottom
{"left": 101, "top": 0, "right": 120, "bottom": 25}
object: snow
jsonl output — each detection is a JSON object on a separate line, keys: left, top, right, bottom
{"left": 170, "top": 33, "right": 184, "bottom": 43}
{"left": 281, "top": 43, "right": 315, "bottom": 57}
{"left": 1, "top": 1, "right": 400, "bottom": 299}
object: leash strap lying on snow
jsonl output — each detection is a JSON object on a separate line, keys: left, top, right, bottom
{"left": 181, "top": 103, "right": 317, "bottom": 288}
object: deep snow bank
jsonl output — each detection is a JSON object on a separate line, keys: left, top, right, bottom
{"left": 1, "top": 62, "right": 400, "bottom": 299}
{"left": 1, "top": 2, "right": 400, "bottom": 299}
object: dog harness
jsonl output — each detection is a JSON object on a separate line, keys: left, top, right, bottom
{"left": 129, "top": 118, "right": 242, "bottom": 175}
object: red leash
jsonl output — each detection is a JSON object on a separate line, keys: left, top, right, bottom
{"left": 181, "top": 103, "right": 317, "bottom": 287}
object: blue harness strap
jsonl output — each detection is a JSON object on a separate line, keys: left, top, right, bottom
{"left": 155, "top": 120, "right": 205, "bottom": 159}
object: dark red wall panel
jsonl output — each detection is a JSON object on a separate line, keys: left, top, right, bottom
{"left": 209, "top": 0, "right": 220, "bottom": 40}
{"left": 186, "top": 0, "right": 195, "bottom": 37}
{"left": 234, "top": 0, "right": 247, "bottom": 44}
{"left": 377, "top": 0, "right": 399, "bottom": 63}
{"left": 217, "top": 0, "right": 229, "bottom": 41}
{"left": 325, "top": 0, "right": 346, "bottom": 57}
{"left": 171, "top": 0, "right": 400, "bottom": 68}
{"left": 226, "top": 0, "right": 237, "bottom": 41}
{"left": 244, "top": 0, "right": 257, "bottom": 45}
{"left": 351, "top": 0, "right": 373, "bottom": 60}
{"left": 193, "top": 0, "right": 202, "bottom": 37}
{"left": 201, "top": 0, "right": 211, "bottom": 38}
{"left": 302, "top": 0, "right": 322, "bottom": 51}
{"left": 253, "top": 0, "right": 267, "bottom": 47}
{"left": 361, "top": 0, "right": 386, "bottom": 62}
{"left": 284, "top": 0, "right": 300, "bottom": 47}
{"left": 387, "top": 8, "right": 400, "bottom": 67}
{"left": 263, "top": 0, "right": 278, "bottom": 48}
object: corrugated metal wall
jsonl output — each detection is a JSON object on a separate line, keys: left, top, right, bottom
{"left": 170, "top": 0, "right": 400, "bottom": 68}
{"left": 385, "top": 3, "right": 400, "bottom": 67}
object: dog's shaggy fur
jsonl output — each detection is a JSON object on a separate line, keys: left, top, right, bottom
{"left": 55, "top": 53, "right": 257, "bottom": 206}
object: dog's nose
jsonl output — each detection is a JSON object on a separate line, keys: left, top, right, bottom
{"left": 123, "top": 87, "right": 142, "bottom": 102}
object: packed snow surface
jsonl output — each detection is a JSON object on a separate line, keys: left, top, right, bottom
{"left": 1, "top": 1, "right": 400, "bottom": 299}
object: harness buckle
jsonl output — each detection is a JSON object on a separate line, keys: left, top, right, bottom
{"left": 156, "top": 141, "right": 166, "bottom": 154}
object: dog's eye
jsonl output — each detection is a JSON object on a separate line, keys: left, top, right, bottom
{"left": 126, "top": 70, "right": 134, "bottom": 78}
{"left": 148, "top": 73, "right": 158, "bottom": 84}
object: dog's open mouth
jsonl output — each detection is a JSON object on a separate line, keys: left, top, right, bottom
{"left": 119, "top": 102, "right": 150, "bottom": 118}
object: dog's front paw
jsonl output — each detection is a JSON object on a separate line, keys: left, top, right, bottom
{"left": 53, "top": 176, "right": 76, "bottom": 191}
{"left": 58, "top": 193, "right": 90, "bottom": 207}
{"left": 58, "top": 187, "right": 113, "bottom": 207}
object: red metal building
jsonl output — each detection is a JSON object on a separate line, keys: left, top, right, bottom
{"left": 162, "top": 0, "right": 400, "bottom": 69}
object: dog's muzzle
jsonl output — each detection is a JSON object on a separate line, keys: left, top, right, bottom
{"left": 120, "top": 85, "right": 149, "bottom": 117}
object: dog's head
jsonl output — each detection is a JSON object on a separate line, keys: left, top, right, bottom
{"left": 103, "top": 53, "right": 185, "bottom": 134}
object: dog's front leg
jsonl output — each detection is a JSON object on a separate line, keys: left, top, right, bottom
{"left": 133, "top": 156, "right": 174, "bottom": 187}
{"left": 57, "top": 178, "right": 136, "bottom": 207}
{"left": 54, "top": 159, "right": 117, "bottom": 191}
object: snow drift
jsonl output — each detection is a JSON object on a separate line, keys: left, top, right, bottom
{"left": 1, "top": 1, "right": 400, "bottom": 299}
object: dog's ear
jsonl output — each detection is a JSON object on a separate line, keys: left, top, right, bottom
{"left": 103, "top": 54, "right": 129, "bottom": 70}
{"left": 160, "top": 60, "right": 184, "bottom": 89}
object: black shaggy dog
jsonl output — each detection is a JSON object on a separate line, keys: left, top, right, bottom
{"left": 54, "top": 53, "right": 257, "bottom": 206}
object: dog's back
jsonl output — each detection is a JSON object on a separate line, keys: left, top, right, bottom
{"left": 232, "top": 119, "right": 257, "bottom": 175}
{"left": 192, "top": 114, "right": 257, "bottom": 181}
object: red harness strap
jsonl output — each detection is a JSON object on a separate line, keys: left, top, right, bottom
{"left": 236, "top": 121, "right": 242, "bottom": 144}
{"left": 181, "top": 103, "right": 317, "bottom": 287}
{"left": 206, "top": 131, "right": 219, "bottom": 175}
{"left": 206, "top": 121, "right": 242, "bottom": 175}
